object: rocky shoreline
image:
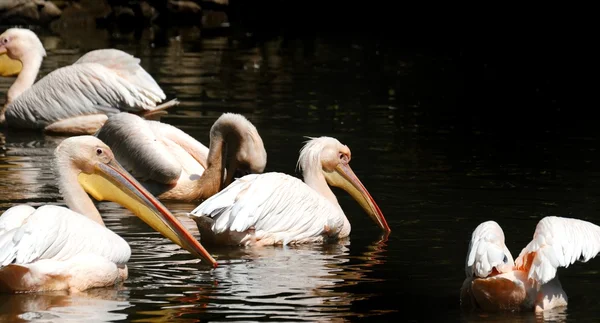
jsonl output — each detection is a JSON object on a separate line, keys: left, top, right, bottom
{"left": 0, "top": 0, "right": 229, "bottom": 28}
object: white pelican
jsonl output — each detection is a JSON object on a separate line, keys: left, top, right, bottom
{"left": 94, "top": 112, "right": 267, "bottom": 202}
{"left": 0, "top": 135, "right": 216, "bottom": 293}
{"left": 188, "top": 136, "right": 390, "bottom": 246}
{"left": 460, "top": 216, "right": 600, "bottom": 312}
{"left": 0, "top": 27, "right": 178, "bottom": 135}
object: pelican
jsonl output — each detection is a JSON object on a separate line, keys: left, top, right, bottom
{"left": 0, "top": 135, "right": 216, "bottom": 293}
{"left": 0, "top": 51, "right": 21, "bottom": 76}
{"left": 0, "top": 27, "right": 178, "bottom": 135}
{"left": 460, "top": 217, "right": 600, "bottom": 312}
{"left": 95, "top": 112, "right": 267, "bottom": 202}
{"left": 188, "top": 136, "right": 391, "bottom": 246}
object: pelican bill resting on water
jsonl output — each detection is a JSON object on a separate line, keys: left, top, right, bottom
{"left": 0, "top": 27, "right": 178, "bottom": 135}
{"left": 188, "top": 136, "right": 391, "bottom": 246}
{"left": 461, "top": 216, "right": 600, "bottom": 312}
{"left": 0, "top": 136, "right": 216, "bottom": 293}
{"left": 95, "top": 112, "right": 267, "bottom": 202}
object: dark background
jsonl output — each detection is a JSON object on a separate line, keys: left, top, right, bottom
{"left": 2, "top": 2, "right": 598, "bottom": 322}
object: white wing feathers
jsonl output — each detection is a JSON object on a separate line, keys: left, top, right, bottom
{"left": 465, "top": 220, "right": 514, "bottom": 278}
{"left": 6, "top": 59, "right": 165, "bottom": 129}
{"left": 0, "top": 205, "right": 36, "bottom": 236}
{"left": 515, "top": 216, "right": 600, "bottom": 284}
{"left": 95, "top": 112, "right": 182, "bottom": 184}
{"left": 95, "top": 112, "right": 209, "bottom": 184}
{"left": 75, "top": 49, "right": 166, "bottom": 102}
{"left": 0, "top": 205, "right": 131, "bottom": 268}
{"left": 189, "top": 173, "right": 345, "bottom": 244}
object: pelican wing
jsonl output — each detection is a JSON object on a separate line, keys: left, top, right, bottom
{"left": 75, "top": 49, "right": 166, "bottom": 101}
{"left": 465, "top": 221, "right": 514, "bottom": 278}
{"left": 0, "top": 205, "right": 131, "bottom": 268}
{"left": 515, "top": 216, "right": 600, "bottom": 284}
{"left": 95, "top": 112, "right": 209, "bottom": 184}
{"left": 0, "top": 205, "right": 36, "bottom": 236}
{"left": 189, "top": 173, "right": 346, "bottom": 244}
{"left": 5, "top": 62, "right": 165, "bottom": 129}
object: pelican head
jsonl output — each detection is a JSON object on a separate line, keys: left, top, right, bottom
{"left": 0, "top": 28, "right": 46, "bottom": 62}
{"left": 298, "top": 136, "right": 390, "bottom": 232}
{"left": 212, "top": 113, "right": 267, "bottom": 185}
{"left": 55, "top": 136, "right": 218, "bottom": 267}
{"left": 0, "top": 28, "right": 45, "bottom": 113}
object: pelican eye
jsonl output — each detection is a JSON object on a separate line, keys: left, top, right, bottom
{"left": 1, "top": 38, "right": 7, "bottom": 44}
{"left": 503, "top": 255, "right": 508, "bottom": 263}
{"left": 96, "top": 148, "right": 103, "bottom": 155}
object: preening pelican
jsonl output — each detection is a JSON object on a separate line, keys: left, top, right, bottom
{"left": 188, "top": 136, "right": 390, "bottom": 246}
{"left": 0, "top": 27, "right": 178, "bottom": 135}
{"left": 95, "top": 112, "right": 267, "bottom": 202}
{"left": 0, "top": 136, "right": 216, "bottom": 293}
{"left": 0, "top": 51, "right": 21, "bottom": 76}
{"left": 460, "top": 217, "right": 600, "bottom": 312}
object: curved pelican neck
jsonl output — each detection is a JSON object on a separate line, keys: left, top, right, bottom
{"left": 192, "top": 118, "right": 248, "bottom": 201}
{"left": 6, "top": 53, "right": 42, "bottom": 104}
{"left": 303, "top": 165, "right": 351, "bottom": 238}
{"left": 54, "top": 155, "right": 104, "bottom": 226}
{"left": 303, "top": 167, "right": 339, "bottom": 207}
{"left": 193, "top": 134, "right": 226, "bottom": 201}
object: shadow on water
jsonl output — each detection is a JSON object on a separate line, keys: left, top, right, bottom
{"left": 0, "top": 13, "right": 598, "bottom": 323}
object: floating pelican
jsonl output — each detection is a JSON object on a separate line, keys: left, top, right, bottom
{"left": 460, "top": 217, "right": 600, "bottom": 312}
{"left": 188, "top": 136, "right": 390, "bottom": 246}
{"left": 0, "top": 135, "right": 216, "bottom": 293}
{"left": 0, "top": 51, "right": 21, "bottom": 76}
{"left": 95, "top": 112, "right": 267, "bottom": 202}
{"left": 0, "top": 28, "right": 178, "bottom": 135}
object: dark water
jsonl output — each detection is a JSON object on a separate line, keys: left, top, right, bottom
{"left": 1, "top": 21, "right": 599, "bottom": 323}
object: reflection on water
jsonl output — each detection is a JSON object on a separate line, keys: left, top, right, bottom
{"left": 0, "top": 22, "right": 598, "bottom": 322}
{"left": 0, "top": 288, "right": 130, "bottom": 322}
{"left": 131, "top": 236, "right": 389, "bottom": 322}
{"left": 460, "top": 308, "right": 568, "bottom": 323}
{"left": 0, "top": 132, "right": 66, "bottom": 207}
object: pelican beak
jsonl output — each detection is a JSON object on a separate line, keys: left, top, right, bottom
{"left": 324, "top": 162, "right": 391, "bottom": 232}
{"left": 0, "top": 51, "right": 22, "bottom": 77}
{"left": 78, "top": 159, "right": 218, "bottom": 267}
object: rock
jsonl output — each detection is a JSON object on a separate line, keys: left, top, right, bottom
{"left": 48, "top": 1, "right": 112, "bottom": 50}
{"left": 0, "top": 0, "right": 62, "bottom": 25}
{"left": 139, "top": 1, "right": 158, "bottom": 21}
{"left": 203, "top": 0, "right": 228, "bottom": 5}
{"left": 112, "top": 5, "right": 136, "bottom": 19}
{"left": 202, "top": 10, "right": 228, "bottom": 29}
{"left": 167, "top": 0, "right": 202, "bottom": 15}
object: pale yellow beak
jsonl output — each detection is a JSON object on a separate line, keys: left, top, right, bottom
{"left": 78, "top": 159, "right": 218, "bottom": 267}
{"left": 0, "top": 51, "right": 22, "bottom": 77}
{"left": 324, "top": 162, "right": 391, "bottom": 232}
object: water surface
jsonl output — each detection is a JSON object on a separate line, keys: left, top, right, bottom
{"left": 1, "top": 23, "right": 599, "bottom": 322}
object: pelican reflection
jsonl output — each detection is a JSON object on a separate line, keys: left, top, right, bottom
{"left": 0, "top": 288, "right": 131, "bottom": 322}
{"left": 131, "top": 234, "right": 390, "bottom": 322}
